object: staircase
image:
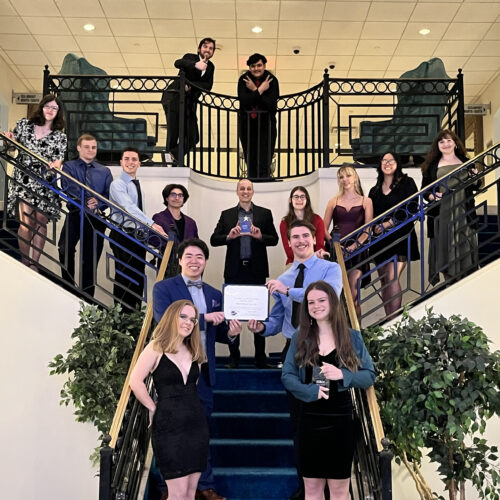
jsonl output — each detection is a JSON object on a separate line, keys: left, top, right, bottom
{"left": 478, "top": 212, "right": 500, "bottom": 266}
{"left": 212, "top": 359, "right": 298, "bottom": 500}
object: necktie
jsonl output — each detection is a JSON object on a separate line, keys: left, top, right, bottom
{"left": 291, "top": 263, "right": 306, "bottom": 328}
{"left": 84, "top": 164, "right": 95, "bottom": 211}
{"left": 187, "top": 280, "right": 203, "bottom": 289}
{"left": 132, "top": 179, "right": 143, "bottom": 211}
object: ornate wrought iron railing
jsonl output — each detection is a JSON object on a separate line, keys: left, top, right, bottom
{"left": 333, "top": 240, "right": 392, "bottom": 500}
{"left": 0, "top": 132, "right": 168, "bottom": 311}
{"left": 336, "top": 142, "right": 500, "bottom": 327}
{"left": 43, "top": 66, "right": 463, "bottom": 178}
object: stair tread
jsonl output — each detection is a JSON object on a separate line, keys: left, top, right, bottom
{"left": 211, "top": 438, "right": 293, "bottom": 445}
{"left": 212, "top": 412, "right": 289, "bottom": 418}
{"left": 214, "top": 389, "right": 285, "bottom": 394}
{"left": 214, "top": 467, "right": 296, "bottom": 475}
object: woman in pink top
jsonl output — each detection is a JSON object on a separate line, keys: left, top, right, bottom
{"left": 279, "top": 186, "right": 327, "bottom": 265}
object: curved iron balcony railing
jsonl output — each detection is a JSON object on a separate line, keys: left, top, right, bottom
{"left": 44, "top": 66, "right": 464, "bottom": 180}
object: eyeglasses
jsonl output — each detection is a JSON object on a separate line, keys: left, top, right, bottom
{"left": 169, "top": 192, "right": 184, "bottom": 199}
{"left": 43, "top": 105, "right": 59, "bottom": 111}
{"left": 292, "top": 195, "right": 306, "bottom": 200}
{"left": 381, "top": 159, "right": 396, "bottom": 165}
{"left": 179, "top": 313, "right": 198, "bottom": 326}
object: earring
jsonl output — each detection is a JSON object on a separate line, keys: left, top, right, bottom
{"left": 310, "top": 318, "right": 313, "bottom": 326}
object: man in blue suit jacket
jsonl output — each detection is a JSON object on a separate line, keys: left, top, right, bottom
{"left": 153, "top": 238, "right": 241, "bottom": 500}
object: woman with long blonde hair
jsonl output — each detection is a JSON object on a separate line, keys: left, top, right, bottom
{"left": 130, "top": 300, "right": 208, "bottom": 500}
{"left": 323, "top": 165, "right": 373, "bottom": 318}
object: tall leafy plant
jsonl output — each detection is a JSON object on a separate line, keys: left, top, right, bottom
{"left": 49, "top": 303, "right": 144, "bottom": 436}
{"left": 364, "top": 309, "right": 500, "bottom": 500}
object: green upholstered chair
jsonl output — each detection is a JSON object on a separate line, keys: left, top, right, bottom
{"left": 350, "top": 58, "right": 450, "bottom": 165}
{"left": 58, "top": 53, "right": 156, "bottom": 161}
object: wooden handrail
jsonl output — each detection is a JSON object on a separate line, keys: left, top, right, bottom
{"left": 333, "top": 241, "right": 385, "bottom": 453}
{"left": 108, "top": 240, "right": 173, "bottom": 449}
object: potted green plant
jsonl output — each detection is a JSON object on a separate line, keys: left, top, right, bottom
{"left": 364, "top": 308, "right": 500, "bottom": 500}
{"left": 49, "top": 303, "right": 144, "bottom": 459}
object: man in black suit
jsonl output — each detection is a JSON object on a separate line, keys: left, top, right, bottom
{"left": 210, "top": 178, "right": 279, "bottom": 367}
{"left": 161, "top": 37, "right": 216, "bottom": 164}
{"left": 238, "top": 53, "right": 280, "bottom": 180}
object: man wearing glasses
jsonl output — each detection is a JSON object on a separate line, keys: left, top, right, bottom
{"left": 153, "top": 238, "right": 241, "bottom": 500}
{"left": 153, "top": 183, "right": 199, "bottom": 277}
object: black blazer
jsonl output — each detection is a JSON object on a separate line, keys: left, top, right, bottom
{"left": 210, "top": 204, "right": 279, "bottom": 282}
{"left": 163, "top": 53, "right": 215, "bottom": 103}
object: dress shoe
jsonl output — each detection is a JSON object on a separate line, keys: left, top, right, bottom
{"left": 224, "top": 359, "right": 239, "bottom": 369}
{"left": 255, "top": 361, "right": 274, "bottom": 369}
{"left": 195, "top": 488, "right": 227, "bottom": 500}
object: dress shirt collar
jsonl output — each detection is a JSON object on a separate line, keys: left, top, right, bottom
{"left": 181, "top": 274, "right": 204, "bottom": 287}
{"left": 119, "top": 171, "right": 136, "bottom": 183}
{"left": 292, "top": 253, "right": 317, "bottom": 271}
{"left": 237, "top": 202, "right": 253, "bottom": 213}
{"left": 78, "top": 158, "right": 95, "bottom": 168}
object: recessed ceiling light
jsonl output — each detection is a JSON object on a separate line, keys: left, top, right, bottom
{"left": 83, "top": 23, "right": 95, "bottom": 32}
{"left": 419, "top": 28, "right": 430, "bottom": 36}
{"left": 252, "top": 26, "right": 263, "bottom": 34}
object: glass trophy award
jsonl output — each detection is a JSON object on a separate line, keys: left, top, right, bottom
{"left": 312, "top": 365, "right": 330, "bottom": 390}
{"left": 240, "top": 215, "right": 251, "bottom": 234}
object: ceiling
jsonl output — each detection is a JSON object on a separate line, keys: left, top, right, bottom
{"left": 1, "top": 0, "right": 499, "bottom": 104}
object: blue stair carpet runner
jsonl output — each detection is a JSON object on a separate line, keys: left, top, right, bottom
{"left": 146, "top": 357, "right": 298, "bottom": 500}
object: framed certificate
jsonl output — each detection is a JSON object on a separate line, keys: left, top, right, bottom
{"left": 223, "top": 284, "right": 269, "bottom": 321}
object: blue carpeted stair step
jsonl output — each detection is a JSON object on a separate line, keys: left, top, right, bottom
{"left": 214, "top": 390, "right": 288, "bottom": 413}
{"left": 213, "top": 467, "right": 298, "bottom": 500}
{"left": 215, "top": 368, "right": 283, "bottom": 391}
{"left": 210, "top": 412, "right": 292, "bottom": 439}
{"left": 478, "top": 213, "right": 500, "bottom": 266}
{"left": 211, "top": 439, "right": 295, "bottom": 467}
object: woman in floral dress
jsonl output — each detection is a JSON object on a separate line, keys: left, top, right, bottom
{"left": 6, "top": 94, "right": 67, "bottom": 270}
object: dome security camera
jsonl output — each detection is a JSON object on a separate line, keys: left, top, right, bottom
{"left": 329, "top": 62, "right": 336, "bottom": 70}
{"left": 293, "top": 47, "right": 300, "bottom": 55}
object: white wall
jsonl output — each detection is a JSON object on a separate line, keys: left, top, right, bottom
{"left": 477, "top": 72, "right": 500, "bottom": 145}
{"left": 388, "top": 260, "right": 500, "bottom": 500}
{"left": 0, "top": 252, "right": 99, "bottom": 500}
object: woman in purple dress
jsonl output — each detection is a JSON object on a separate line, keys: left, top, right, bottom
{"left": 324, "top": 166, "right": 373, "bottom": 318}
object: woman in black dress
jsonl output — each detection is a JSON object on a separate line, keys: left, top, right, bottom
{"left": 281, "top": 281, "right": 375, "bottom": 499}
{"left": 368, "top": 152, "right": 420, "bottom": 316}
{"left": 130, "top": 300, "right": 209, "bottom": 500}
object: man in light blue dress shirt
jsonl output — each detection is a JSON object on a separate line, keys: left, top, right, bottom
{"left": 248, "top": 219, "right": 342, "bottom": 354}
{"left": 248, "top": 219, "right": 342, "bottom": 500}
{"left": 109, "top": 147, "right": 167, "bottom": 310}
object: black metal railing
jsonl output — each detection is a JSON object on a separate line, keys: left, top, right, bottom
{"left": 336, "top": 142, "right": 500, "bottom": 326}
{"left": 332, "top": 241, "right": 392, "bottom": 500}
{"left": 43, "top": 65, "right": 464, "bottom": 178}
{"left": 0, "top": 132, "right": 168, "bottom": 311}
{"left": 99, "top": 250, "right": 170, "bottom": 500}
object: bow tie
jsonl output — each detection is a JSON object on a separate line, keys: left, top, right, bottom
{"left": 186, "top": 280, "right": 203, "bottom": 289}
